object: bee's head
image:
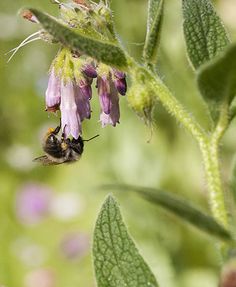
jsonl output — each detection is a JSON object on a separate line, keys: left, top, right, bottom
{"left": 45, "top": 133, "right": 58, "bottom": 145}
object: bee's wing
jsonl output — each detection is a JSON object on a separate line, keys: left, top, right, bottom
{"left": 33, "top": 155, "right": 60, "bottom": 166}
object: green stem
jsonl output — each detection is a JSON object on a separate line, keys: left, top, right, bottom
{"left": 200, "top": 139, "right": 228, "bottom": 228}
{"left": 200, "top": 128, "right": 229, "bottom": 257}
{"left": 205, "top": 102, "right": 229, "bottom": 228}
{"left": 129, "top": 60, "right": 230, "bottom": 243}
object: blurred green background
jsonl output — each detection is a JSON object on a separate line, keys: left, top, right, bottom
{"left": 1, "top": 0, "right": 236, "bottom": 286}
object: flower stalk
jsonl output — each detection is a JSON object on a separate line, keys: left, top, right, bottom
{"left": 201, "top": 102, "right": 230, "bottom": 229}
{"left": 128, "top": 59, "right": 230, "bottom": 257}
{"left": 200, "top": 139, "right": 228, "bottom": 228}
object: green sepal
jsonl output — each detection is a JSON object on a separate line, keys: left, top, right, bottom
{"left": 29, "top": 8, "right": 128, "bottom": 69}
{"left": 93, "top": 195, "right": 159, "bottom": 287}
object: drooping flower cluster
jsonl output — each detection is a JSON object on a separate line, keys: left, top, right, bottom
{"left": 45, "top": 48, "right": 127, "bottom": 139}
{"left": 19, "top": 0, "right": 127, "bottom": 140}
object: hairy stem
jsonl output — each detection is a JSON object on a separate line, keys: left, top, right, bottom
{"left": 129, "top": 60, "right": 230, "bottom": 241}
{"left": 200, "top": 139, "right": 228, "bottom": 228}
{"left": 129, "top": 61, "right": 206, "bottom": 142}
{"left": 204, "top": 102, "right": 229, "bottom": 229}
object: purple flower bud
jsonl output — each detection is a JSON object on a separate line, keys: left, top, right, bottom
{"left": 74, "top": 85, "right": 91, "bottom": 121}
{"left": 73, "top": 0, "right": 90, "bottom": 7}
{"left": 112, "top": 69, "right": 127, "bottom": 96}
{"left": 45, "top": 69, "right": 61, "bottom": 112}
{"left": 60, "top": 81, "right": 81, "bottom": 139}
{"left": 82, "top": 84, "right": 92, "bottom": 100}
{"left": 114, "top": 78, "right": 127, "bottom": 96}
{"left": 15, "top": 183, "right": 52, "bottom": 225}
{"left": 60, "top": 233, "right": 89, "bottom": 260}
{"left": 22, "top": 10, "right": 39, "bottom": 23}
{"left": 82, "top": 64, "right": 97, "bottom": 79}
{"left": 110, "top": 100, "right": 120, "bottom": 126}
{"left": 113, "top": 69, "right": 125, "bottom": 80}
{"left": 97, "top": 76, "right": 112, "bottom": 114}
{"left": 78, "top": 79, "right": 92, "bottom": 100}
{"left": 98, "top": 74, "right": 120, "bottom": 127}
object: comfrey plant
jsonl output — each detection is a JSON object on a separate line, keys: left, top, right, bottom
{"left": 15, "top": 1, "right": 127, "bottom": 139}
{"left": 13, "top": 0, "right": 236, "bottom": 285}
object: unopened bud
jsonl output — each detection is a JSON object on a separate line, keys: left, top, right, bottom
{"left": 21, "top": 10, "right": 39, "bottom": 23}
{"left": 82, "top": 64, "right": 97, "bottom": 78}
{"left": 114, "top": 78, "right": 127, "bottom": 96}
{"left": 127, "top": 83, "right": 155, "bottom": 123}
{"left": 113, "top": 69, "right": 127, "bottom": 96}
{"left": 73, "top": 0, "right": 90, "bottom": 7}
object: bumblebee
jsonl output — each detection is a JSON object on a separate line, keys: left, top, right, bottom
{"left": 34, "top": 124, "right": 98, "bottom": 165}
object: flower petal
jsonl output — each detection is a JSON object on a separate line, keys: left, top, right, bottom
{"left": 97, "top": 76, "right": 112, "bottom": 114}
{"left": 45, "top": 68, "right": 61, "bottom": 111}
{"left": 100, "top": 82, "right": 120, "bottom": 127}
{"left": 113, "top": 69, "right": 125, "bottom": 80}
{"left": 114, "top": 78, "right": 127, "bottom": 96}
{"left": 82, "top": 63, "right": 97, "bottom": 79}
{"left": 78, "top": 79, "right": 92, "bottom": 100}
{"left": 74, "top": 85, "right": 91, "bottom": 121}
{"left": 60, "top": 81, "right": 81, "bottom": 139}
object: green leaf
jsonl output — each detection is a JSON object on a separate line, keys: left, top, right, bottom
{"left": 104, "top": 185, "right": 231, "bottom": 241}
{"left": 182, "top": 0, "right": 230, "bottom": 70}
{"left": 93, "top": 195, "right": 159, "bottom": 287}
{"left": 29, "top": 8, "right": 128, "bottom": 69}
{"left": 143, "top": 0, "right": 164, "bottom": 65}
{"left": 197, "top": 43, "right": 236, "bottom": 106}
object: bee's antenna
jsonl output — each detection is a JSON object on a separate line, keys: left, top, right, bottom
{"left": 83, "top": 134, "right": 99, "bottom": 142}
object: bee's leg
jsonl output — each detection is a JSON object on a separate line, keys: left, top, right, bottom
{"left": 52, "top": 125, "right": 60, "bottom": 135}
{"left": 61, "top": 123, "right": 68, "bottom": 140}
{"left": 52, "top": 118, "right": 61, "bottom": 135}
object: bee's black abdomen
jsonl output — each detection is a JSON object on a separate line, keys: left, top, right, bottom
{"left": 40, "top": 131, "right": 86, "bottom": 164}
{"left": 43, "top": 135, "right": 66, "bottom": 159}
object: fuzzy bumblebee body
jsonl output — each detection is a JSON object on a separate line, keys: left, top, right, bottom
{"left": 34, "top": 125, "right": 84, "bottom": 165}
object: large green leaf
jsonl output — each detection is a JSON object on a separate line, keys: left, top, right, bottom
{"left": 197, "top": 43, "right": 236, "bottom": 105}
{"left": 104, "top": 185, "right": 231, "bottom": 241}
{"left": 182, "top": 0, "right": 230, "bottom": 70}
{"left": 93, "top": 195, "right": 159, "bottom": 287}
{"left": 143, "top": 0, "right": 164, "bottom": 65}
{"left": 29, "top": 8, "right": 128, "bottom": 69}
